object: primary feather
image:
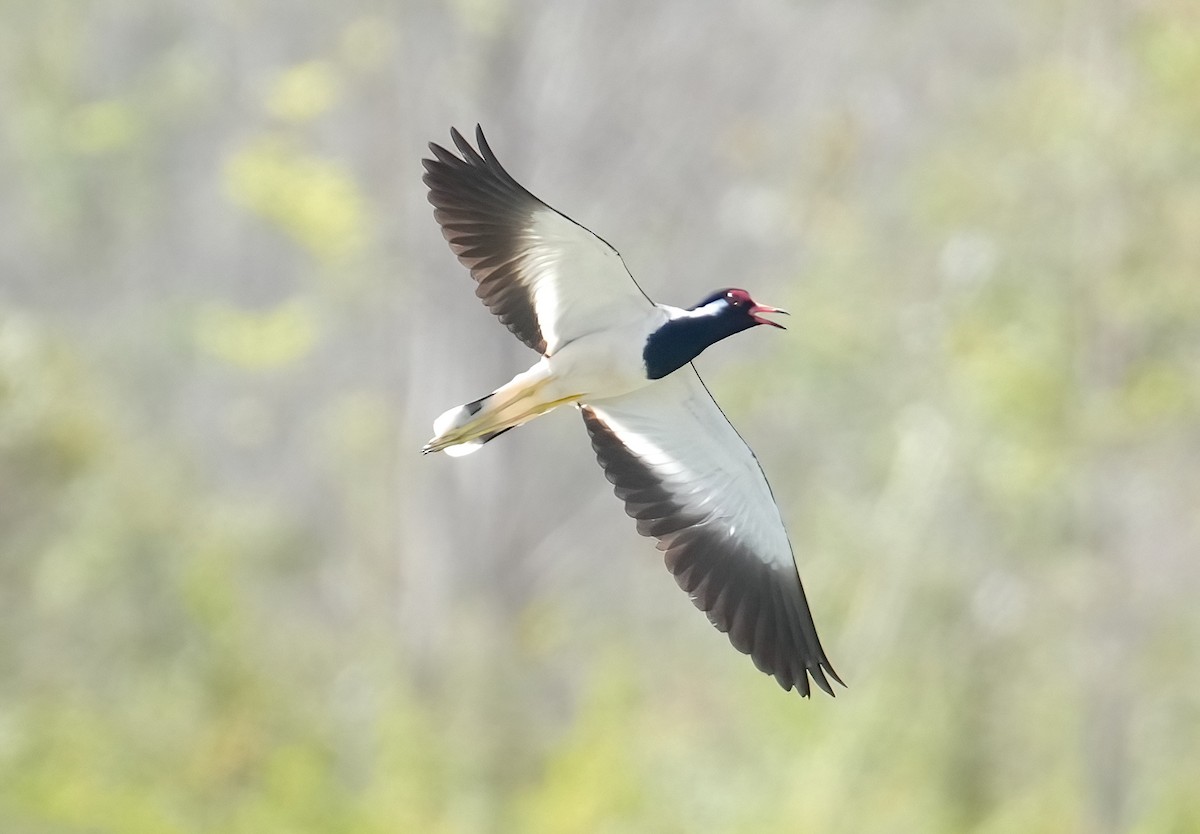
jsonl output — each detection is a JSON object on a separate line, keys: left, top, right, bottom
{"left": 423, "top": 126, "right": 842, "bottom": 696}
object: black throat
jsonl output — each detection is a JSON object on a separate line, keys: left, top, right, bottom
{"left": 643, "top": 312, "right": 754, "bottom": 380}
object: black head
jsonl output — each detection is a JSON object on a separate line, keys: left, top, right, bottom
{"left": 691, "top": 288, "right": 789, "bottom": 330}
{"left": 643, "top": 288, "right": 789, "bottom": 380}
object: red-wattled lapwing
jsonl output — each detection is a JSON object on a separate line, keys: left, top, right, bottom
{"left": 421, "top": 126, "right": 842, "bottom": 697}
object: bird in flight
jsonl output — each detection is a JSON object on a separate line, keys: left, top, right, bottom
{"left": 421, "top": 126, "right": 842, "bottom": 697}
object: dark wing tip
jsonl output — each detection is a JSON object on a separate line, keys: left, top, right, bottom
{"left": 450, "top": 126, "right": 485, "bottom": 166}
{"left": 423, "top": 128, "right": 487, "bottom": 174}
{"left": 582, "top": 406, "right": 843, "bottom": 699}
{"left": 474, "top": 125, "right": 503, "bottom": 172}
{"left": 424, "top": 126, "right": 536, "bottom": 203}
{"left": 422, "top": 126, "right": 549, "bottom": 354}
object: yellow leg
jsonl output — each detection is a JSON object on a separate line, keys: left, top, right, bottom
{"left": 423, "top": 370, "right": 584, "bottom": 454}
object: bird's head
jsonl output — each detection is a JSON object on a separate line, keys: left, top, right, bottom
{"left": 644, "top": 287, "right": 790, "bottom": 379}
{"left": 692, "top": 288, "right": 789, "bottom": 331}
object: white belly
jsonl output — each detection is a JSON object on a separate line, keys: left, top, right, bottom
{"left": 543, "top": 309, "right": 668, "bottom": 403}
{"left": 426, "top": 307, "right": 671, "bottom": 456}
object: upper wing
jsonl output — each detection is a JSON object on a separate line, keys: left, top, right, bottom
{"left": 581, "top": 366, "right": 842, "bottom": 696}
{"left": 423, "top": 126, "right": 653, "bottom": 355}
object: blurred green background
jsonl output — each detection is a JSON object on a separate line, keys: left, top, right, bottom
{"left": 2, "top": 1, "right": 1199, "bottom": 832}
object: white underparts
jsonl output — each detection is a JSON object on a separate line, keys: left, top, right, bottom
{"left": 425, "top": 307, "right": 671, "bottom": 456}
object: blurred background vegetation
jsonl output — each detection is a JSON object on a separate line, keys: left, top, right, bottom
{"left": 2, "top": 0, "right": 1198, "bottom": 831}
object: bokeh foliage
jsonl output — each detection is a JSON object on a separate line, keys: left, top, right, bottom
{"left": 1, "top": 1, "right": 1198, "bottom": 832}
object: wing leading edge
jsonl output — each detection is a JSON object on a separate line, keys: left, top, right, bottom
{"left": 423, "top": 126, "right": 652, "bottom": 356}
{"left": 581, "top": 367, "right": 842, "bottom": 696}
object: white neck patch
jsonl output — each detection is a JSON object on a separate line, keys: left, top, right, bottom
{"left": 689, "top": 299, "right": 726, "bottom": 319}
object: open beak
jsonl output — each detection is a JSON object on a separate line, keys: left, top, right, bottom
{"left": 749, "top": 304, "right": 789, "bottom": 329}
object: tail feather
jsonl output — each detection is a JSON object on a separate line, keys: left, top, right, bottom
{"left": 426, "top": 394, "right": 501, "bottom": 456}
{"left": 424, "top": 391, "right": 538, "bottom": 456}
{"left": 423, "top": 363, "right": 577, "bottom": 456}
{"left": 442, "top": 426, "right": 515, "bottom": 457}
{"left": 432, "top": 394, "right": 491, "bottom": 439}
